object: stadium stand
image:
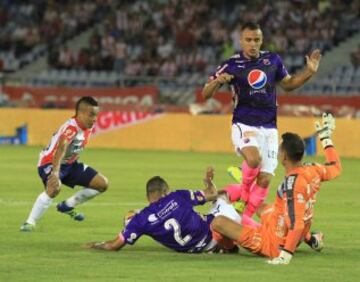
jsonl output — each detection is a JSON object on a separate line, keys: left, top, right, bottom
{"left": 45, "top": 1, "right": 359, "bottom": 74}
{"left": 0, "top": 0, "right": 111, "bottom": 72}
{"left": 1, "top": 0, "right": 359, "bottom": 105}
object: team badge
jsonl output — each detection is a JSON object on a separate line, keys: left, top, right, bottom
{"left": 263, "top": 59, "right": 270, "bottom": 65}
{"left": 247, "top": 69, "right": 267, "bottom": 89}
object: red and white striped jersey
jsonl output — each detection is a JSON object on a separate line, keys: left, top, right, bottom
{"left": 38, "top": 117, "right": 92, "bottom": 167}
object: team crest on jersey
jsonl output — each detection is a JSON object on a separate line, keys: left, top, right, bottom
{"left": 263, "top": 59, "right": 271, "bottom": 65}
{"left": 247, "top": 69, "right": 267, "bottom": 89}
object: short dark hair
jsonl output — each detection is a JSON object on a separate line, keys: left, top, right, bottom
{"left": 241, "top": 21, "right": 261, "bottom": 31}
{"left": 281, "top": 132, "right": 305, "bottom": 162}
{"left": 146, "top": 176, "right": 169, "bottom": 197}
{"left": 75, "top": 96, "right": 98, "bottom": 114}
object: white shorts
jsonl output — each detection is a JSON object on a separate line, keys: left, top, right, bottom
{"left": 209, "top": 198, "right": 241, "bottom": 223}
{"left": 231, "top": 122, "right": 278, "bottom": 175}
{"left": 200, "top": 198, "right": 241, "bottom": 253}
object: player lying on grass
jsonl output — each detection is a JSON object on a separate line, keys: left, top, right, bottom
{"left": 211, "top": 113, "right": 342, "bottom": 265}
{"left": 86, "top": 167, "right": 242, "bottom": 253}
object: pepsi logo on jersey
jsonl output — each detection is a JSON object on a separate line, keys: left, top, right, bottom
{"left": 247, "top": 69, "right": 267, "bottom": 90}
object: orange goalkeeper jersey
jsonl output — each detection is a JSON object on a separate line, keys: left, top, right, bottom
{"left": 274, "top": 146, "right": 341, "bottom": 253}
{"left": 239, "top": 146, "right": 342, "bottom": 257}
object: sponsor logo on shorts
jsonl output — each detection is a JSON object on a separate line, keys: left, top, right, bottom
{"left": 243, "top": 131, "right": 257, "bottom": 137}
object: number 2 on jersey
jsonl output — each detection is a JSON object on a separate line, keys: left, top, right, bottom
{"left": 164, "top": 218, "right": 192, "bottom": 246}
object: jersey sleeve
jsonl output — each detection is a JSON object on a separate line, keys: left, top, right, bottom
{"left": 314, "top": 146, "right": 342, "bottom": 182}
{"left": 208, "top": 60, "right": 232, "bottom": 82}
{"left": 283, "top": 174, "right": 308, "bottom": 253}
{"left": 121, "top": 214, "right": 145, "bottom": 245}
{"left": 60, "top": 125, "right": 78, "bottom": 142}
{"left": 275, "top": 54, "right": 289, "bottom": 82}
{"left": 175, "top": 190, "right": 206, "bottom": 206}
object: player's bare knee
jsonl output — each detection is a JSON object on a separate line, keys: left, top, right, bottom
{"left": 246, "top": 157, "right": 261, "bottom": 168}
{"left": 256, "top": 176, "right": 271, "bottom": 188}
{"left": 241, "top": 147, "right": 261, "bottom": 168}
{"left": 98, "top": 176, "right": 109, "bottom": 193}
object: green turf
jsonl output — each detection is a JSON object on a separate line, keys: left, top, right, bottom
{"left": 0, "top": 146, "right": 359, "bottom": 282}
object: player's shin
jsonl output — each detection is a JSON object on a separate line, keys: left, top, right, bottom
{"left": 240, "top": 161, "right": 260, "bottom": 202}
{"left": 223, "top": 184, "right": 242, "bottom": 202}
{"left": 244, "top": 184, "right": 268, "bottom": 217}
{"left": 65, "top": 188, "right": 101, "bottom": 207}
{"left": 26, "top": 192, "right": 53, "bottom": 225}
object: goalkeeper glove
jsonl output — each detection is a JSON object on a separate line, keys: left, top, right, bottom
{"left": 267, "top": 250, "right": 293, "bottom": 265}
{"left": 315, "top": 113, "right": 335, "bottom": 148}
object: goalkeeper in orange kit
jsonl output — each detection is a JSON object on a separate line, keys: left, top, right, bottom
{"left": 211, "top": 113, "right": 342, "bottom": 265}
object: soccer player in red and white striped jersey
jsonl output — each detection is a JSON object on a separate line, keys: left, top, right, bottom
{"left": 20, "top": 97, "right": 109, "bottom": 232}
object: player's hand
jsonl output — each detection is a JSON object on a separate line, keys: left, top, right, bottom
{"left": 315, "top": 112, "right": 335, "bottom": 148}
{"left": 84, "top": 241, "right": 106, "bottom": 249}
{"left": 216, "top": 73, "right": 234, "bottom": 84}
{"left": 84, "top": 242, "right": 97, "bottom": 249}
{"left": 203, "top": 166, "right": 217, "bottom": 201}
{"left": 267, "top": 250, "right": 292, "bottom": 265}
{"left": 305, "top": 49, "right": 322, "bottom": 74}
{"left": 204, "top": 166, "right": 214, "bottom": 185}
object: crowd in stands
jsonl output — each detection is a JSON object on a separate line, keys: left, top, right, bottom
{"left": 44, "top": 0, "right": 360, "bottom": 77}
{"left": 0, "top": 0, "right": 111, "bottom": 68}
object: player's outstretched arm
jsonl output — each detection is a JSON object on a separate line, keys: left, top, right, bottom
{"left": 202, "top": 73, "right": 234, "bottom": 100}
{"left": 202, "top": 166, "right": 218, "bottom": 201}
{"left": 86, "top": 235, "right": 125, "bottom": 251}
{"left": 279, "top": 49, "right": 321, "bottom": 91}
{"left": 315, "top": 113, "right": 342, "bottom": 180}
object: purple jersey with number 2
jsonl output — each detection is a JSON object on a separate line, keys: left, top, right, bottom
{"left": 121, "top": 190, "right": 213, "bottom": 253}
{"left": 209, "top": 51, "right": 289, "bottom": 128}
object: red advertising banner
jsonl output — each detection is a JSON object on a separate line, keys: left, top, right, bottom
{"left": 3, "top": 86, "right": 158, "bottom": 109}
{"left": 93, "top": 111, "right": 162, "bottom": 135}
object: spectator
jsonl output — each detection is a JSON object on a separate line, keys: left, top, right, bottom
{"left": 351, "top": 45, "right": 360, "bottom": 68}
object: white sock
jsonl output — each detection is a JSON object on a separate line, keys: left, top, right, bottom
{"left": 65, "top": 188, "right": 100, "bottom": 208}
{"left": 26, "top": 192, "right": 53, "bottom": 225}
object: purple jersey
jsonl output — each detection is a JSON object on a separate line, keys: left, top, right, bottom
{"left": 209, "top": 51, "right": 289, "bottom": 128}
{"left": 121, "top": 190, "right": 213, "bottom": 253}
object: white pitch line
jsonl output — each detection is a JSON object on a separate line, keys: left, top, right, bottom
{"left": 0, "top": 198, "right": 146, "bottom": 207}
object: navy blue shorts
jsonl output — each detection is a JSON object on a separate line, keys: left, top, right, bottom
{"left": 38, "top": 162, "right": 98, "bottom": 189}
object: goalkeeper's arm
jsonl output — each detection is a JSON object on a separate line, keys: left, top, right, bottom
{"left": 315, "top": 113, "right": 342, "bottom": 180}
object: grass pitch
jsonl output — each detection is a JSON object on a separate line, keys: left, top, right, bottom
{"left": 0, "top": 146, "right": 359, "bottom": 282}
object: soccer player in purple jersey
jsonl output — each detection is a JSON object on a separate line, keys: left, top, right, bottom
{"left": 86, "top": 167, "right": 242, "bottom": 253}
{"left": 202, "top": 22, "right": 322, "bottom": 218}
